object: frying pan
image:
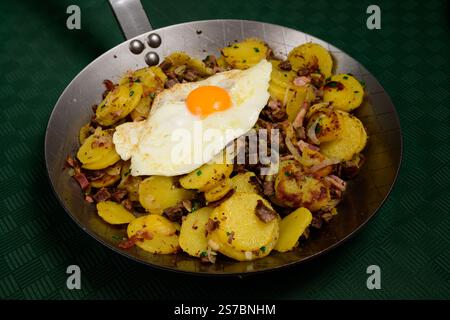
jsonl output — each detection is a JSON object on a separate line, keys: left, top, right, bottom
{"left": 45, "top": 0, "right": 402, "bottom": 275}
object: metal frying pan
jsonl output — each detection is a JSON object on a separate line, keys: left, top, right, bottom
{"left": 45, "top": 0, "right": 402, "bottom": 275}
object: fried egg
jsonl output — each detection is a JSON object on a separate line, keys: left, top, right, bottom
{"left": 113, "top": 59, "right": 272, "bottom": 176}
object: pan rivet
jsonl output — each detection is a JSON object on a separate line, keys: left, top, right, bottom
{"left": 129, "top": 40, "right": 145, "bottom": 54}
{"left": 145, "top": 51, "right": 159, "bottom": 66}
{"left": 147, "top": 33, "right": 161, "bottom": 48}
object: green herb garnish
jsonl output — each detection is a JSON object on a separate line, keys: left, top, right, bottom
{"left": 253, "top": 47, "right": 260, "bottom": 53}
{"left": 129, "top": 90, "right": 134, "bottom": 96}
{"left": 196, "top": 170, "right": 202, "bottom": 176}
{"left": 260, "top": 246, "right": 266, "bottom": 253}
{"left": 284, "top": 171, "right": 291, "bottom": 177}
{"left": 343, "top": 75, "right": 348, "bottom": 80}
{"left": 200, "top": 251, "right": 207, "bottom": 257}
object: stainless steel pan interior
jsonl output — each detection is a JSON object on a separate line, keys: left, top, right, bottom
{"left": 45, "top": 1, "right": 402, "bottom": 275}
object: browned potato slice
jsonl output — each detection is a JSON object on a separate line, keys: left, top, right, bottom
{"left": 127, "top": 215, "right": 179, "bottom": 254}
{"left": 76, "top": 128, "right": 120, "bottom": 170}
{"left": 221, "top": 38, "right": 269, "bottom": 69}
{"left": 179, "top": 163, "right": 233, "bottom": 191}
{"left": 274, "top": 160, "right": 331, "bottom": 211}
{"left": 96, "top": 201, "right": 135, "bottom": 225}
{"left": 230, "top": 172, "right": 260, "bottom": 194}
{"left": 209, "top": 192, "right": 279, "bottom": 252}
{"left": 204, "top": 178, "right": 233, "bottom": 202}
{"left": 138, "top": 176, "right": 194, "bottom": 215}
{"left": 287, "top": 43, "right": 333, "bottom": 78}
{"left": 322, "top": 74, "right": 364, "bottom": 111}
{"left": 274, "top": 207, "right": 312, "bottom": 252}
{"left": 90, "top": 174, "right": 120, "bottom": 188}
{"left": 79, "top": 122, "right": 92, "bottom": 145}
{"left": 96, "top": 83, "right": 143, "bottom": 126}
{"left": 305, "top": 110, "right": 343, "bottom": 143}
{"left": 179, "top": 207, "right": 213, "bottom": 257}
{"left": 320, "top": 111, "right": 367, "bottom": 161}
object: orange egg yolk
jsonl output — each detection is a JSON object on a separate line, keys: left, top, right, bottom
{"left": 186, "top": 86, "right": 232, "bottom": 117}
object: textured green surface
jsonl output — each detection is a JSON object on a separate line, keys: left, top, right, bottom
{"left": 0, "top": 0, "right": 449, "bottom": 299}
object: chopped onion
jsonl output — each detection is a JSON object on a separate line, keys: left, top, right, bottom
{"left": 308, "top": 158, "right": 340, "bottom": 173}
{"left": 307, "top": 116, "right": 322, "bottom": 145}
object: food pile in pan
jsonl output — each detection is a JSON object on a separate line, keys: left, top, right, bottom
{"left": 67, "top": 38, "right": 367, "bottom": 263}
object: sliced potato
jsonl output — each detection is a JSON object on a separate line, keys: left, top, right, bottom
{"left": 322, "top": 74, "right": 364, "bottom": 111}
{"left": 286, "top": 85, "right": 316, "bottom": 122}
{"left": 208, "top": 224, "right": 278, "bottom": 261}
{"left": 305, "top": 109, "right": 343, "bottom": 143}
{"left": 139, "top": 176, "right": 195, "bottom": 215}
{"left": 287, "top": 43, "right": 333, "bottom": 78}
{"left": 230, "top": 172, "right": 260, "bottom": 194}
{"left": 90, "top": 174, "right": 120, "bottom": 188}
{"left": 221, "top": 38, "right": 269, "bottom": 69}
{"left": 96, "top": 201, "right": 135, "bottom": 224}
{"left": 179, "top": 207, "right": 213, "bottom": 257}
{"left": 127, "top": 216, "right": 179, "bottom": 254}
{"left": 179, "top": 163, "right": 233, "bottom": 191}
{"left": 130, "top": 95, "right": 151, "bottom": 121}
{"left": 274, "top": 160, "right": 331, "bottom": 211}
{"left": 76, "top": 128, "right": 120, "bottom": 170}
{"left": 120, "top": 66, "right": 167, "bottom": 90}
{"left": 204, "top": 178, "right": 232, "bottom": 202}
{"left": 79, "top": 122, "right": 92, "bottom": 145}
{"left": 270, "top": 60, "right": 296, "bottom": 89}
{"left": 320, "top": 110, "right": 367, "bottom": 161}
{"left": 210, "top": 192, "right": 279, "bottom": 252}
{"left": 163, "top": 51, "right": 213, "bottom": 76}
{"left": 305, "top": 102, "right": 331, "bottom": 120}
{"left": 96, "top": 83, "right": 143, "bottom": 126}
{"left": 274, "top": 207, "right": 312, "bottom": 252}
{"left": 144, "top": 214, "right": 180, "bottom": 236}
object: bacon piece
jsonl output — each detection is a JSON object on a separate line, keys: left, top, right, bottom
{"left": 254, "top": 200, "right": 277, "bottom": 223}
{"left": 292, "top": 101, "right": 309, "bottom": 129}
{"left": 205, "top": 218, "right": 220, "bottom": 234}
{"left": 110, "top": 189, "right": 127, "bottom": 202}
{"left": 118, "top": 230, "right": 153, "bottom": 249}
{"left": 93, "top": 187, "right": 111, "bottom": 202}
{"left": 293, "top": 76, "right": 311, "bottom": 87}
{"left": 73, "top": 172, "right": 89, "bottom": 190}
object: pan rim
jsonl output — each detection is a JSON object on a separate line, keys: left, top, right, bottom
{"left": 44, "top": 18, "right": 403, "bottom": 276}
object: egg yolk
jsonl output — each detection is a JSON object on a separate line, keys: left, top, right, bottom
{"left": 186, "top": 86, "right": 232, "bottom": 117}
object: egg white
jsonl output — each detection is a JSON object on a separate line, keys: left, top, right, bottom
{"left": 113, "top": 59, "right": 272, "bottom": 176}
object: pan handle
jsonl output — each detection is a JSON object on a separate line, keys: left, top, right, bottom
{"left": 108, "top": 0, "right": 152, "bottom": 39}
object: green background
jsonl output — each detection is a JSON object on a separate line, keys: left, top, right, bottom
{"left": 0, "top": 0, "right": 448, "bottom": 299}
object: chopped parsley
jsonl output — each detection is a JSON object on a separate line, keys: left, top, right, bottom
{"left": 260, "top": 246, "right": 266, "bottom": 253}
{"left": 226, "top": 231, "right": 231, "bottom": 236}
{"left": 242, "top": 59, "right": 247, "bottom": 63}
{"left": 149, "top": 92, "right": 156, "bottom": 99}
{"left": 284, "top": 171, "right": 292, "bottom": 177}
{"left": 360, "top": 80, "right": 366, "bottom": 87}
{"left": 315, "top": 122, "right": 322, "bottom": 134}
{"left": 196, "top": 170, "right": 202, "bottom": 176}
{"left": 191, "top": 200, "right": 201, "bottom": 212}
{"left": 200, "top": 251, "right": 207, "bottom": 257}
{"left": 343, "top": 75, "right": 348, "bottom": 80}
{"left": 129, "top": 90, "right": 134, "bottom": 96}
{"left": 124, "top": 169, "right": 131, "bottom": 176}
{"left": 134, "top": 78, "right": 141, "bottom": 83}
{"left": 253, "top": 47, "right": 260, "bottom": 53}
